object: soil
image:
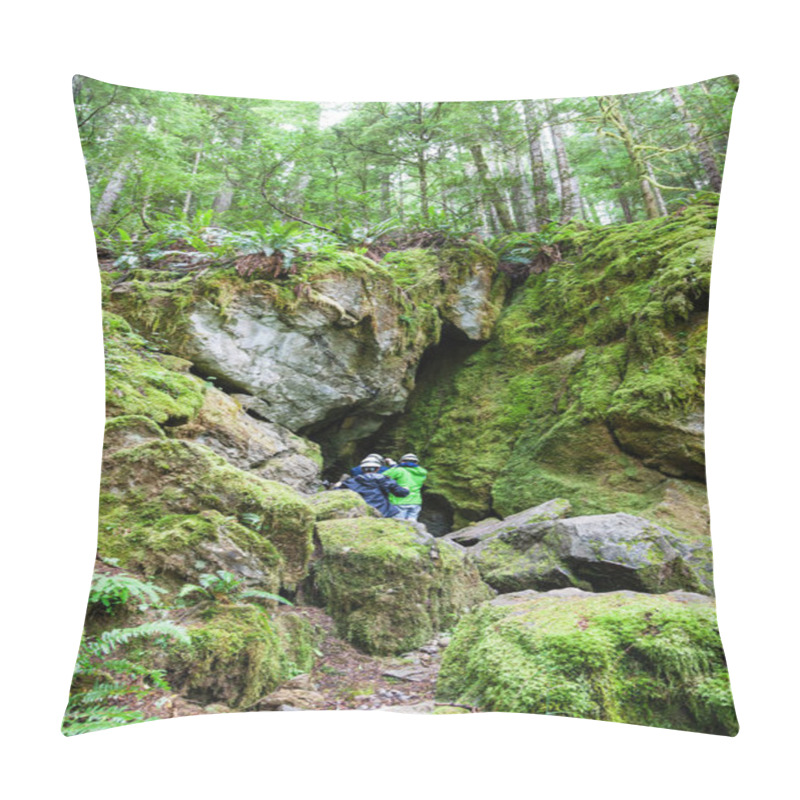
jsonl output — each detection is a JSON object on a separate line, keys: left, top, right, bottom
{"left": 288, "top": 607, "right": 447, "bottom": 712}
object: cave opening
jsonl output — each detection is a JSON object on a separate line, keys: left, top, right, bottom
{"left": 305, "top": 322, "right": 486, "bottom": 535}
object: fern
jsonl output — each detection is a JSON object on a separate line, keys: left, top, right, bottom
{"left": 89, "top": 572, "right": 167, "bottom": 614}
{"left": 64, "top": 621, "right": 189, "bottom": 736}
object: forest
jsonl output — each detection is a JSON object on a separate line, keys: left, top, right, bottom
{"left": 74, "top": 75, "right": 737, "bottom": 249}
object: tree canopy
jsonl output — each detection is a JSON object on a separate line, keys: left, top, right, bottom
{"left": 74, "top": 75, "right": 736, "bottom": 244}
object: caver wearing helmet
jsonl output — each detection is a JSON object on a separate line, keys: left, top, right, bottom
{"left": 350, "top": 453, "right": 390, "bottom": 477}
{"left": 337, "top": 455, "right": 410, "bottom": 516}
{"left": 384, "top": 453, "right": 428, "bottom": 521}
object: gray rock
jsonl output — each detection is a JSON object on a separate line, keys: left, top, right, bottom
{"left": 472, "top": 511, "right": 709, "bottom": 595}
{"left": 382, "top": 666, "right": 435, "bottom": 682}
{"left": 160, "top": 267, "right": 504, "bottom": 443}
{"left": 173, "top": 386, "right": 322, "bottom": 492}
{"left": 445, "top": 499, "right": 572, "bottom": 547}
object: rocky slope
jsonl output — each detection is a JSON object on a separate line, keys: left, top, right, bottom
{"left": 79, "top": 198, "right": 735, "bottom": 734}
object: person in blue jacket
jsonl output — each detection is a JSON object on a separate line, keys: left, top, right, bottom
{"left": 337, "top": 455, "right": 409, "bottom": 517}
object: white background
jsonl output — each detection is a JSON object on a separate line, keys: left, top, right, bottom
{"left": 3, "top": 1, "right": 798, "bottom": 797}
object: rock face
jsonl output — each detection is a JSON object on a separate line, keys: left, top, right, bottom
{"left": 174, "top": 386, "right": 322, "bottom": 493}
{"left": 379, "top": 200, "right": 718, "bottom": 535}
{"left": 609, "top": 409, "right": 706, "bottom": 480}
{"left": 436, "top": 587, "right": 738, "bottom": 736}
{"left": 307, "top": 517, "right": 493, "bottom": 655}
{"left": 468, "top": 510, "right": 709, "bottom": 595}
{"left": 444, "top": 499, "right": 572, "bottom": 547}
{"left": 112, "top": 247, "right": 507, "bottom": 449}
{"left": 99, "top": 439, "right": 315, "bottom": 591}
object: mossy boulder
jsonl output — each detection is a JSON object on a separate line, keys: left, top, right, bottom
{"left": 168, "top": 605, "right": 316, "bottom": 708}
{"left": 103, "top": 311, "right": 206, "bottom": 425}
{"left": 110, "top": 246, "right": 506, "bottom": 450}
{"left": 471, "top": 511, "right": 709, "bottom": 595}
{"left": 307, "top": 517, "right": 493, "bottom": 655}
{"left": 103, "top": 414, "right": 165, "bottom": 455}
{"left": 172, "top": 385, "right": 322, "bottom": 492}
{"left": 99, "top": 439, "right": 315, "bottom": 590}
{"left": 609, "top": 409, "right": 706, "bottom": 480}
{"left": 437, "top": 587, "right": 737, "bottom": 735}
{"left": 306, "top": 490, "right": 381, "bottom": 521}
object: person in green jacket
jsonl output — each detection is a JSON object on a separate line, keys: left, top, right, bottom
{"left": 384, "top": 453, "right": 428, "bottom": 521}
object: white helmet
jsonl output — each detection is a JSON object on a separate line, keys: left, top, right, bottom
{"left": 360, "top": 455, "right": 383, "bottom": 471}
{"left": 400, "top": 453, "right": 419, "bottom": 464}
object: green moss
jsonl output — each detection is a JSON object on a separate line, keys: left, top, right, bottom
{"left": 103, "top": 312, "right": 206, "bottom": 425}
{"left": 383, "top": 200, "right": 717, "bottom": 536}
{"left": 99, "top": 439, "right": 315, "bottom": 589}
{"left": 309, "top": 518, "right": 492, "bottom": 655}
{"left": 437, "top": 590, "right": 737, "bottom": 735}
{"left": 169, "top": 604, "right": 315, "bottom": 708}
{"left": 307, "top": 490, "right": 380, "bottom": 521}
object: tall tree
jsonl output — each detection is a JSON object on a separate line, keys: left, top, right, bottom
{"left": 668, "top": 86, "right": 723, "bottom": 192}
{"left": 521, "top": 100, "right": 550, "bottom": 230}
{"left": 598, "top": 95, "right": 661, "bottom": 219}
{"left": 546, "top": 102, "right": 582, "bottom": 222}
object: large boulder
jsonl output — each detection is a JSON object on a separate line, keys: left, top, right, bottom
{"left": 98, "top": 439, "right": 315, "bottom": 591}
{"left": 444, "top": 498, "right": 572, "bottom": 546}
{"left": 470, "top": 510, "right": 709, "bottom": 595}
{"left": 436, "top": 587, "right": 738, "bottom": 735}
{"left": 609, "top": 409, "right": 706, "bottom": 480}
{"left": 307, "top": 517, "right": 493, "bottom": 655}
{"left": 111, "top": 248, "right": 506, "bottom": 445}
{"left": 173, "top": 386, "right": 322, "bottom": 492}
{"left": 168, "top": 605, "right": 316, "bottom": 708}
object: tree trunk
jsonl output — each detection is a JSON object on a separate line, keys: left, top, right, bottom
{"left": 547, "top": 111, "right": 581, "bottom": 223}
{"left": 470, "top": 144, "right": 514, "bottom": 233}
{"left": 507, "top": 152, "right": 530, "bottom": 230}
{"left": 521, "top": 100, "right": 549, "bottom": 231}
{"left": 417, "top": 151, "right": 429, "bottom": 219}
{"left": 668, "top": 86, "right": 723, "bottom": 192}
{"left": 646, "top": 161, "right": 668, "bottom": 215}
{"left": 380, "top": 175, "right": 392, "bottom": 219}
{"left": 618, "top": 191, "right": 634, "bottom": 223}
{"left": 182, "top": 147, "right": 203, "bottom": 217}
{"left": 92, "top": 165, "right": 128, "bottom": 228}
{"left": 598, "top": 96, "right": 661, "bottom": 219}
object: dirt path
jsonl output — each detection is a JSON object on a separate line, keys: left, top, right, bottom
{"left": 283, "top": 607, "right": 452, "bottom": 713}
